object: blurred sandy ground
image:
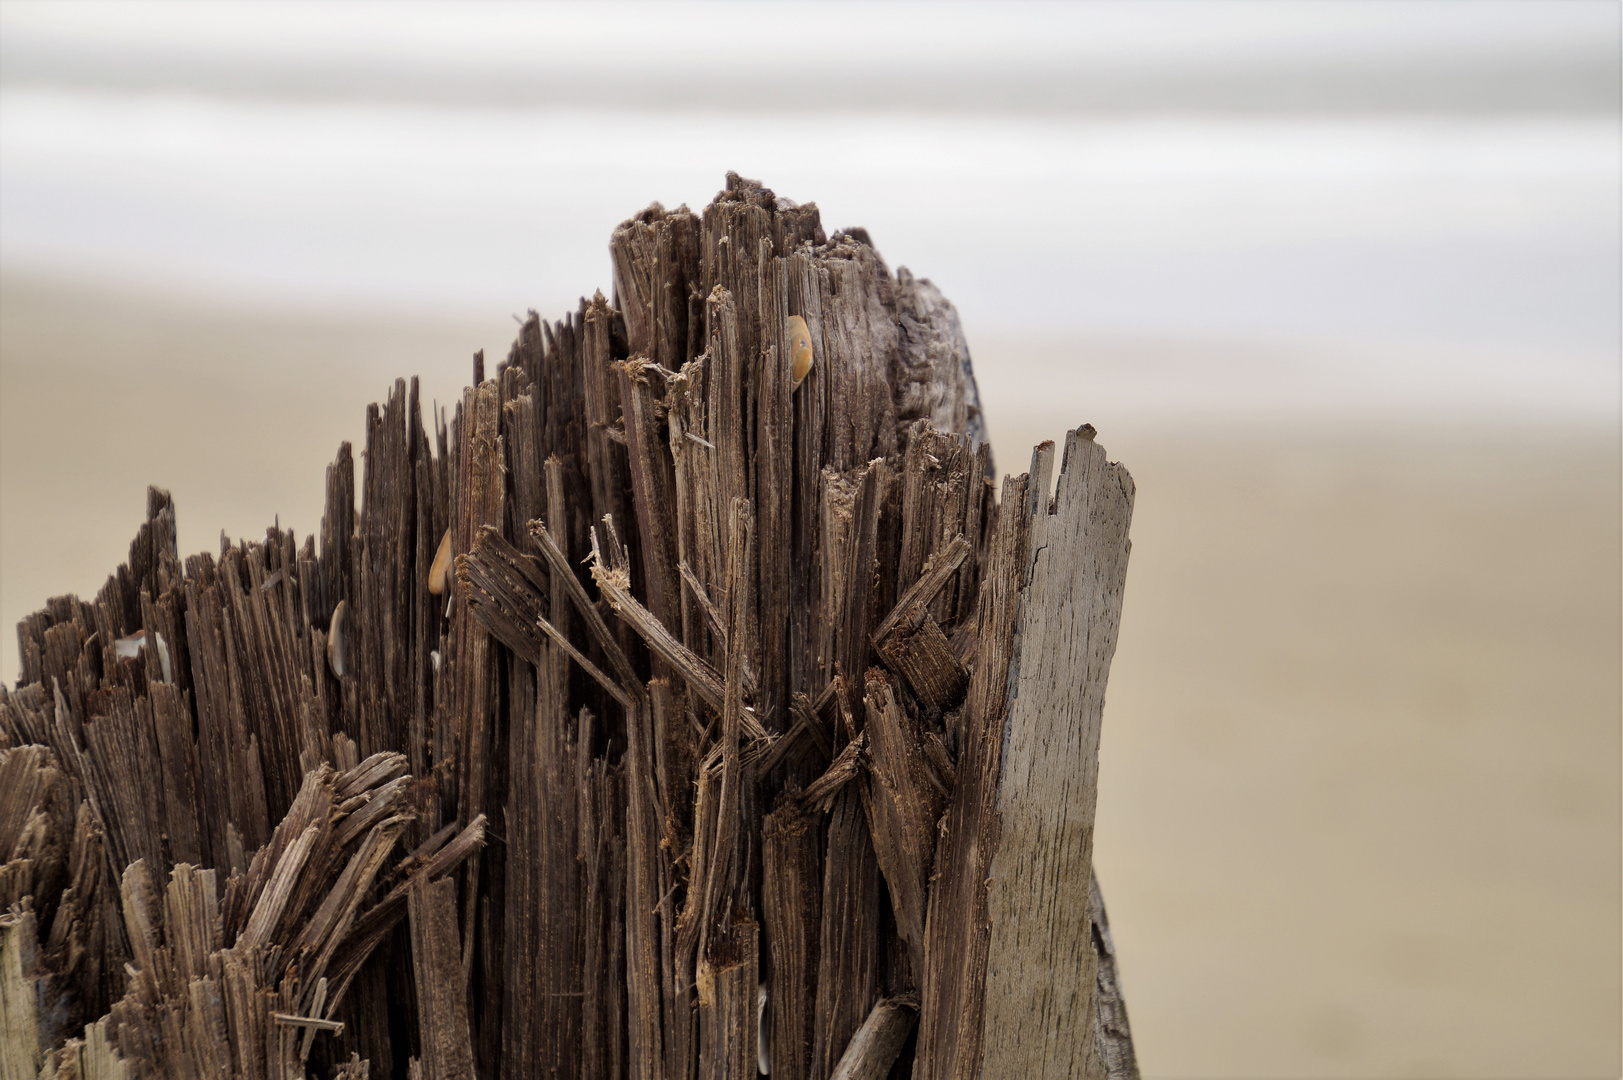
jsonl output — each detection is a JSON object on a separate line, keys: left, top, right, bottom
{"left": 3, "top": 271, "right": 1615, "bottom": 1077}
{"left": 2, "top": 2, "right": 1618, "bottom": 1076}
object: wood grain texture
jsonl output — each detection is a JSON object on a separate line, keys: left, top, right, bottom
{"left": 828, "top": 995, "right": 919, "bottom": 1080}
{"left": 810, "top": 782, "right": 882, "bottom": 1080}
{"left": 860, "top": 670, "right": 946, "bottom": 976}
{"left": 411, "top": 875, "right": 476, "bottom": 1080}
{"left": 914, "top": 471, "right": 1031, "bottom": 1080}
{"left": 978, "top": 427, "right": 1135, "bottom": 1080}
{"left": 1, "top": 911, "right": 44, "bottom": 1080}
{"left": 762, "top": 795, "right": 821, "bottom": 1080}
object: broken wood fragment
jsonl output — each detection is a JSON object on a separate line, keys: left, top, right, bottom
{"left": 798, "top": 730, "right": 866, "bottom": 813}
{"left": 271, "top": 1012, "right": 345, "bottom": 1033}
{"left": 829, "top": 995, "right": 920, "bottom": 1080}
{"left": 859, "top": 669, "right": 947, "bottom": 976}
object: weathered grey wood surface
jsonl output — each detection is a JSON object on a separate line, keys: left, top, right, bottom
{"left": 979, "top": 427, "right": 1135, "bottom": 1079}
{"left": 0, "top": 173, "right": 1138, "bottom": 1079}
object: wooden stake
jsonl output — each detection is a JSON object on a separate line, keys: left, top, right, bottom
{"left": 0, "top": 174, "right": 1137, "bottom": 1080}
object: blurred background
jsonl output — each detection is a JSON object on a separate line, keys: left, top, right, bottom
{"left": 1, "top": 1, "right": 1617, "bottom": 1075}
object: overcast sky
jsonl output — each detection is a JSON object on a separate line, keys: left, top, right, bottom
{"left": 1, "top": 1, "right": 1617, "bottom": 421}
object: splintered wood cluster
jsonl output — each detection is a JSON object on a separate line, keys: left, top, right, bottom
{"left": 1, "top": 174, "right": 1138, "bottom": 1079}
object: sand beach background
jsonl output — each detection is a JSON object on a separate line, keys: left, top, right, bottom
{"left": 2, "top": 3, "right": 1618, "bottom": 1075}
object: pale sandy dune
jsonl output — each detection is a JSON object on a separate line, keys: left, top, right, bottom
{"left": 1043, "top": 426, "right": 1619, "bottom": 1077}
{"left": 1, "top": 275, "right": 1617, "bottom": 1076}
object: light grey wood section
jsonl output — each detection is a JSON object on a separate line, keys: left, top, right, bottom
{"left": 979, "top": 425, "right": 1135, "bottom": 1080}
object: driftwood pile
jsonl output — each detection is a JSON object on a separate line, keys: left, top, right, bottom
{"left": 1, "top": 173, "right": 1137, "bottom": 1079}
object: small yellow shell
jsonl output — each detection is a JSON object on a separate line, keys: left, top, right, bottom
{"left": 786, "top": 315, "right": 813, "bottom": 390}
{"left": 428, "top": 529, "right": 453, "bottom": 595}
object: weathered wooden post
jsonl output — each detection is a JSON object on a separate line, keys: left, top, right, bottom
{"left": 0, "top": 173, "right": 1137, "bottom": 1079}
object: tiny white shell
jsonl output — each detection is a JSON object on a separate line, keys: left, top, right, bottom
{"left": 757, "top": 981, "right": 769, "bottom": 1075}
{"left": 327, "top": 600, "right": 347, "bottom": 679}
{"left": 114, "top": 630, "right": 146, "bottom": 660}
{"left": 153, "top": 631, "right": 172, "bottom": 683}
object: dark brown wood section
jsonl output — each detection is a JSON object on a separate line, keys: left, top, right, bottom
{"left": 1, "top": 173, "right": 1138, "bottom": 1080}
